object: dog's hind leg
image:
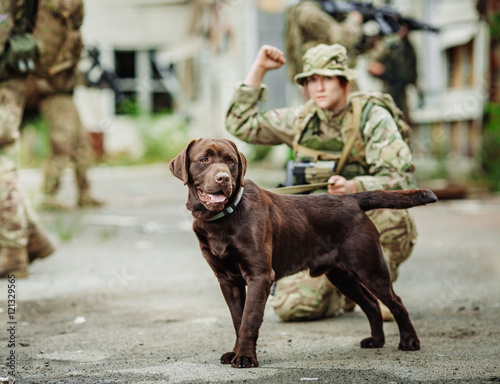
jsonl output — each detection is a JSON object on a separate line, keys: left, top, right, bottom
{"left": 326, "top": 267, "right": 385, "bottom": 348}
{"left": 362, "top": 280, "right": 420, "bottom": 351}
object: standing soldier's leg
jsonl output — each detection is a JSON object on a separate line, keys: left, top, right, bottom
{"left": 69, "top": 95, "right": 103, "bottom": 207}
{"left": 0, "top": 143, "right": 29, "bottom": 277}
{"left": 40, "top": 94, "right": 73, "bottom": 208}
{"left": 40, "top": 93, "right": 101, "bottom": 208}
{"left": 0, "top": 78, "right": 54, "bottom": 276}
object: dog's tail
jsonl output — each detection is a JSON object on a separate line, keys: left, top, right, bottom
{"left": 349, "top": 189, "right": 437, "bottom": 212}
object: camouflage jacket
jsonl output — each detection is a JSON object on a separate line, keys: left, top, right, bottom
{"left": 285, "top": 0, "right": 363, "bottom": 81}
{"left": 225, "top": 83, "right": 417, "bottom": 192}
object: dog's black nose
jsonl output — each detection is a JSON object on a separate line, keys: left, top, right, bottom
{"left": 215, "top": 172, "right": 230, "bottom": 184}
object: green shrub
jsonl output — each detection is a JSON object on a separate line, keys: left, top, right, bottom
{"left": 480, "top": 102, "right": 500, "bottom": 191}
{"left": 136, "top": 113, "right": 190, "bottom": 163}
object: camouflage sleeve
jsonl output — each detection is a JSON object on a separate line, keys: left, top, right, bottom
{"left": 353, "top": 105, "right": 417, "bottom": 191}
{"left": 296, "top": 2, "right": 363, "bottom": 51}
{"left": 225, "top": 83, "right": 298, "bottom": 147}
{"left": 0, "top": 1, "right": 14, "bottom": 55}
{"left": 369, "top": 34, "right": 397, "bottom": 63}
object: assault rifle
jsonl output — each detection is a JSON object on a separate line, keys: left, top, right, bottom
{"left": 83, "top": 47, "right": 126, "bottom": 103}
{"left": 318, "top": 0, "right": 439, "bottom": 35}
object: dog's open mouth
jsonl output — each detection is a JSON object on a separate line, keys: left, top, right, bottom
{"left": 197, "top": 189, "right": 228, "bottom": 206}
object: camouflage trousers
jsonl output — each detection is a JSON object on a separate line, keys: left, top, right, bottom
{"left": 269, "top": 208, "right": 417, "bottom": 321}
{"left": 0, "top": 78, "right": 37, "bottom": 250}
{"left": 40, "top": 93, "right": 93, "bottom": 196}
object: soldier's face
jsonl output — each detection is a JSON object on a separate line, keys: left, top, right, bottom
{"left": 305, "top": 75, "right": 347, "bottom": 111}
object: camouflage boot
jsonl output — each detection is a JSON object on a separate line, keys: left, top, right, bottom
{"left": 77, "top": 190, "right": 104, "bottom": 208}
{"left": 27, "top": 225, "right": 55, "bottom": 263}
{"left": 0, "top": 248, "right": 29, "bottom": 278}
{"left": 76, "top": 164, "right": 103, "bottom": 208}
{"left": 41, "top": 155, "right": 70, "bottom": 210}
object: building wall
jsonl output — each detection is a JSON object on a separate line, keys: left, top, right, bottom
{"left": 406, "top": 0, "right": 489, "bottom": 178}
{"left": 75, "top": 0, "right": 490, "bottom": 178}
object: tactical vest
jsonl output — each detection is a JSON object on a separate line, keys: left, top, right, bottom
{"left": 32, "top": 0, "right": 84, "bottom": 83}
{"left": 292, "top": 91, "right": 412, "bottom": 182}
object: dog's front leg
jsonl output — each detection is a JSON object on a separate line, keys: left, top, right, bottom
{"left": 218, "top": 279, "right": 247, "bottom": 365}
{"left": 228, "top": 273, "right": 274, "bottom": 368}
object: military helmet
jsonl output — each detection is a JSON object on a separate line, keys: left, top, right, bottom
{"left": 294, "top": 43, "right": 356, "bottom": 85}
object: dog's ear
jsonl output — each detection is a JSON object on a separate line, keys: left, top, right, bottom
{"left": 227, "top": 139, "right": 247, "bottom": 187}
{"left": 169, "top": 139, "right": 199, "bottom": 185}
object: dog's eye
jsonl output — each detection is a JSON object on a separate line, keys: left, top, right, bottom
{"left": 227, "top": 158, "right": 235, "bottom": 165}
{"left": 200, "top": 157, "right": 209, "bottom": 164}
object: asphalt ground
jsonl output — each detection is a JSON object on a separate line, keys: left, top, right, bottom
{"left": 1, "top": 163, "right": 499, "bottom": 383}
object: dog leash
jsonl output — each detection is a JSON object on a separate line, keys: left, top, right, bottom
{"left": 267, "top": 181, "right": 336, "bottom": 195}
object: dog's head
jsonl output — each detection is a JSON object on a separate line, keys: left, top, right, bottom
{"left": 169, "top": 138, "right": 247, "bottom": 215}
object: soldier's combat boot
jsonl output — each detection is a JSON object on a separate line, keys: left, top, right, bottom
{"left": 27, "top": 225, "right": 56, "bottom": 263}
{"left": 0, "top": 248, "right": 29, "bottom": 278}
{"left": 379, "top": 300, "right": 395, "bottom": 322}
{"left": 78, "top": 190, "right": 104, "bottom": 208}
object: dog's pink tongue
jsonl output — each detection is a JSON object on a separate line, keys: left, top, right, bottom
{"left": 209, "top": 193, "right": 226, "bottom": 203}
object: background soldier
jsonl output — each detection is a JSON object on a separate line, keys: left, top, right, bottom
{"left": 0, "top": 0, "right": 55, "bottom": 277}
{"left": 285, "top": 0, "right": 365, "bottom": 84}
{"left": 368, "top": 23, "right": 418, "bottom": 122}
{"left": 25, "top": 0, "right": 102, "bottom": 209}
{"left": 225, "top": 44, "right": 417, "bottom": 322}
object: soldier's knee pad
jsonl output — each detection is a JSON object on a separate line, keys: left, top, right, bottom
{"left": 270, "top": 271, "right": 344, "bottom": 322}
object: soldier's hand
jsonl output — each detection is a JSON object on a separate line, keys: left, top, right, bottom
{"left": 254, "top": 45, "right": 286, "bottom": 71}
{"left": 244, "top": 45, "right": 286, "bottom": 87}
{"left": 348, "top": 11, "right": 364, "bottom": 23}
{"left": 327, "top": 175, "right": 356, "bottom": 195}
{"left": 368, "top": 61, "right": 386, "bottom": 77}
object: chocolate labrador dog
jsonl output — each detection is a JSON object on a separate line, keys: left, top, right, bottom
{"left": 170, "top": 138, "right": 437, "bottom": 368}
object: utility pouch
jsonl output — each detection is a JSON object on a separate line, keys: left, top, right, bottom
{"left": 0, "top": 34, "right": 38, "bottom": 80}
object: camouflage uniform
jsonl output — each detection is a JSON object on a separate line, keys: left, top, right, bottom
{"left": 225, "top": 44, "right": 417, "bottom": 321}
{"left": 25, "top": 0, "right": 101, "bottom": 208}
{"left": 285, "top": 0, "right": 364, "bottom": 83}
{"left": 369, "top": 34, "right": 417, "bottom": 121}
{"left": 0, "top": 0, "right": 55, "bottom": 277}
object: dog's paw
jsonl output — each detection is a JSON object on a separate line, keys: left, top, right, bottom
{"left": 221, "top": 352, "right": 235, "bottom": 364}
{"left": 231, "top": 354, "right": 259, "bottom": 368}
{"left": 360, "top": 336, "right": 385, "bottom": 349}
{"left": 398, "top": 334, "right": 420, "bottom": 351}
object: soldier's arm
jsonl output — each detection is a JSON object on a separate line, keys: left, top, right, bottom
{"left": 244, "top": 45, "right": 285, "bottom": 87}
{"left": 368, "top": 36, "right": 398, "bottom": 78}
{"left": 296, "top": 2, "right": 363, "bottom": 50}
{"left": 225, "top": 83, "right": 298, "bottom": 147}
{"left": 353, "top": 106, "right": 417, "bottom": 191}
